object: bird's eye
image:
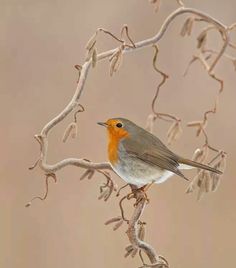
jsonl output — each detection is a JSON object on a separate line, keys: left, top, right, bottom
{"left": 116, "top": 122, "right": 123, "bottom": 128}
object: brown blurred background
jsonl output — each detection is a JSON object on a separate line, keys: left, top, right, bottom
{"left": 1, "top": 0, "right": 236, "bottom": 267}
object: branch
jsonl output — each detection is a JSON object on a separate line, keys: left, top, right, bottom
{"left": 41, "top": 158, "right": 111, "bottom": 173}
{"left": 127, "top": 193, "right": 158, "bottom": 264}
{"left": 34, "top": 7, "right": 229, "bottom": 175}
{"left": 126, "top": 188, "right": 168, "bottom": 267}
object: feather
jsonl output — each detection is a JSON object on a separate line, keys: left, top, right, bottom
{"left": 177, "top": 158, "right": 222, "bottom": 175}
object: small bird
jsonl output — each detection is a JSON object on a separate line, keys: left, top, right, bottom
{"left": 98, "top": 118, "right": 222, "bottom": 189}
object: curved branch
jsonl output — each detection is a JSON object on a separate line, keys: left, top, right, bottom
{"left": 37, "top": 7, "right": 229, "bottom": 174}
{"left": 40, "top": 158, "right": 111, "bottom": 173}
{"left": 126, "top": 190, "right": 160, "bottom": 266}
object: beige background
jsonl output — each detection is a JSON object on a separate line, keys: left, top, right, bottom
{"left": 1, "top": 0, "right": 236, "bottom": 267}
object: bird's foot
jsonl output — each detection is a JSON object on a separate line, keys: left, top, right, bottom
{"left": 132, "top": 188, "right": 150, "bottom": 207}
{"left": 133, "top": 181, "right": 156, "bottom": 206}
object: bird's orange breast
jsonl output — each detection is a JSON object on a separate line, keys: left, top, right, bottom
{"left": 108, "top": 136, "right": 119, "bottom": 164}
{"left": 107, "top": 127, "right": 129, "bottom": 164}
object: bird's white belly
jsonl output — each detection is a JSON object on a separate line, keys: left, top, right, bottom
{"left": 111, "top": 157, "right": 174, "bottom": 188}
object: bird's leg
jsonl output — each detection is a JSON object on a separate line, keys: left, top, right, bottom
{"left": 126, "top": 183, "right": 154, "bottom": 207}
{"left": 140, "top": 181, "right": 155, "bottom": 203}
{"left": 127, "top": 182, "right": 153, "bottom": 207}
{"left": 141, "top": 180, "right": 155, "bottom": 193}
{"left": 133, "top": 181, "right": 155, "bottom": 206}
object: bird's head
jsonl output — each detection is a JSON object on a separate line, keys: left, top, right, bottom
{"left": 97, "top": 118, "right": 135, "bottom": 140}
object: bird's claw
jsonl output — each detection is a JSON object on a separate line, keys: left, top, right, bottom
{"left": 133, "top": 189, "right": 150, "bottom": 207}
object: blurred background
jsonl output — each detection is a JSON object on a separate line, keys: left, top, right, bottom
{"left": 1, "top": 0, "right": 236, "bottom": 267}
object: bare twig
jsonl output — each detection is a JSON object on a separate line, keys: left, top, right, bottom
{"left": 25, "top": 173, "right": 57, "bottom": 207}
{"left": 73, "top": 104, "right": 85, "bottom": 123}
{"left": 181, "top": 19, "right": 229, "bottom": 184}
{"left": 151, "top": 45, "right": 169, "bottom": 117}
{"left": 121, "top": 24, "right": 136, "bottom": 48}
{"left": 149, "top": 45, "right": 182, "bottom": 142}
{"left": 98, "top": 169, "right": 117, "bottom": 201}
{"left": 75, "top": 64, "right": 82, "bottom": 83}
{"left": 116, "top": 183, "right": 129, "bottom": 197}
{"left": 126, "top": 187, "right": 168, "bottom": 267}
{"left": 29, "top": 158, "right": 40, "bottom": 170}
{"left": 119, "top": 195, "right": 129, "bottom": 222}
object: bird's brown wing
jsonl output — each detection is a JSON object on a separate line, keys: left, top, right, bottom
{"left": 121, "top": 134, "right": 188, "bottom": 181}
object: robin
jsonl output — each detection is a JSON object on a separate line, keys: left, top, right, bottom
{"left": 98, "top": 118, "right": 222, "bottom": 189}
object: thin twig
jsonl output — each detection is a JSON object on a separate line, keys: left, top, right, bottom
{"left": 119, "top": 195, "right": 129, "bottom": 223}
{"left": 150, "top": 45, "right": 181, "bottom": 126}
{"left": 25, "top": 173, "right": 57, "bottom": 207}
{"left": 98, "top": 28, "right": 124, "bottom": 44}
{"left": 73, "top": 104, "right": 85, "bottom": 123}
{"left": 121, "top": 25, "right": 136, "bottom": 48}
{"left": 116, "top": 183, "right": 129, "bottom": 197}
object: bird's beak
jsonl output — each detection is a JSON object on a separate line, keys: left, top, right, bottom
{"left": 97, "top": 122, "right": 108, "bottom": 127}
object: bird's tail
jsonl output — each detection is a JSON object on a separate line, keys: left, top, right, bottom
{"left": 178, "top": 158, "right": 222, "bottom": 175}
